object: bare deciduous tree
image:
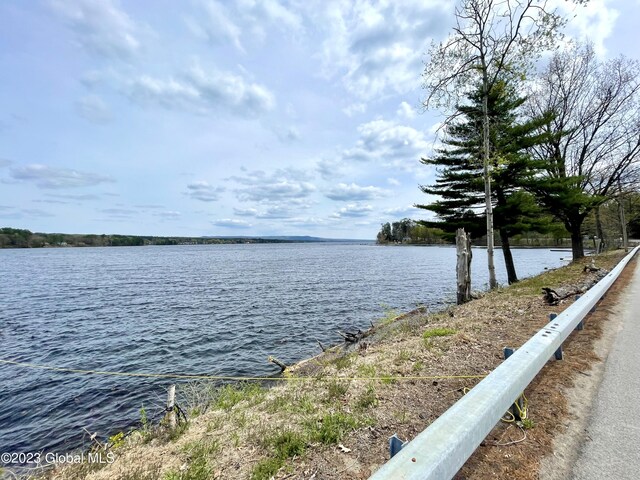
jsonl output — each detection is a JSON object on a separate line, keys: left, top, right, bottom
{"left": 527, "top": 42, "right": 640, "bottom": 259}
{"left": 423, "top": 0, "right": 565, "bottom": 288}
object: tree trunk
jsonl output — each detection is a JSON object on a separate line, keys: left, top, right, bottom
{"left": 482, "top": 86, "right": 497, "bottom": 289}
{"left": 619, "top": 198, "right": 629, "bottom": 252}
{"left": 595, "top": 206, "right": 605, "bottom": 252}
{"left": 570, "top": 227, "right": 585, "bottom": 260}
{"left": 499, "top": 228, "right": 518, "bottom": 284}
{"left": 456, "top": 228, "right": 472, "bottom": 304}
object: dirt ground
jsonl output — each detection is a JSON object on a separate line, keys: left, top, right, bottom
{"left": 36, "top": 250, "right": 634, "bottom": 480}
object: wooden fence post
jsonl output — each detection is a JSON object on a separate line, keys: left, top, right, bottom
{"left": 166, "top": 384, "right": 176, "bottom": 429}
{"left": 456, "top": 228, "right": 472, "bottom": 304}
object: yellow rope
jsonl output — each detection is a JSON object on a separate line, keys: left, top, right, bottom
{"left": 0, "top": 358, "right": 487, "bottom": 382}
{"left": 501, "top": 393, "right": 528, "bottom": 423}
{"left": 461, "top": 385, "right": 528, "bottom": 423}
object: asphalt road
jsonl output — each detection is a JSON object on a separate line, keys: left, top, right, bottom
{"left": 572, "top": 257, "right": 640, "bottom": 479}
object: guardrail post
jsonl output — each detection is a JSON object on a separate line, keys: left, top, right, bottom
{"left": 549, "top": 314, "right": 564, "bottom": 360}
{"left": 578, "top": 292, "right": 597, "bottom": 313}
{"left": 389, "top": 434, "right": 408, "bottom": 458}
{"left": 574, "top": 296, "right": 585, "bottom": 330}
{"left": 503, "top": 348, "right": 524, "bottom": 420}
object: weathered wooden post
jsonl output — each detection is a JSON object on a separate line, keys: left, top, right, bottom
{"left": 456, "top": 228, "right": 472, "bottom": 304}
{"left": 619, "top": 197, "right": 629, "bottom": 252}
{"left": 165, "top": 384, "right": 177, "bottom": 429}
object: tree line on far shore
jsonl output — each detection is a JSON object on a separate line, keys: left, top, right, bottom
{"left": 377, "top": 195, "right": 640, "bottom": 249}
{"left": 0, "top": 228, "right": 287, "bottom": 248}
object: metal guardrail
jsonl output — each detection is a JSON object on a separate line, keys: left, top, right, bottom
{"left": 370, "top": 246, "right": 640, "bottom": 480}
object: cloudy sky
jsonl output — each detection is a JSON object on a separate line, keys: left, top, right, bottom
{"left": 0, "top": 0, "right": 636, "bottom": 239}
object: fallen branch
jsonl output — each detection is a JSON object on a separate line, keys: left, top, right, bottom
{"left": 268, "top": 355, "right": 288, "bottom": 372}
{"left": 337, "top": 330, "right": 365, "bottom": 343}
{"left": 542, "top": 269, "right": 609, "bottom": 305}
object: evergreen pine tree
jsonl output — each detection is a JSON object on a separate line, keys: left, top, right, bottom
{"left": 417, "top": 81, "right": 553, "bottom": 284}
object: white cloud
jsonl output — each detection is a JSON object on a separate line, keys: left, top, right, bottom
{"left": 325, "top": 182, "right": 387, "bottom": 201}
{"left": 101, "top": 207, "right": 137, "bottom": 217}
{"left": 342, "top": 102, "right": 367, "bottom": 117}
{"left": 316, "top": 158, "right": 343, "bottom": 181}
{"left": 186, "top": 0, "right": 244, "bottom": 51}
{"left": 128, "top": 76, "right": 199, "bottom": 110}
{"left": 318, "top": 1, "right": 452, "bottom": 99}
{"left": 283, "top": 216, "right": 333, "bottom": 228}
{"left": 551, "top": 0, "right": 620, "bottom": 56}
{"left": 76, "top": 95, "right": 112, "bottom": 124}
{"left": 134, "top": 204, "right": 164, "bottom": 209}
{"left": 233, "top": 207, "right": 260, "bottom": 217}
{"left": 155, "top": 210, "right": 181, "bottom": 219}
{"left": 187, "top": 0, "right": 303, "bottom": 52}
{"left": 382, "top": 205, "right": 421, "bottom": 217}
{"left": 396, "top": 101, "right": 416, "bottom": 119}
{"left": 229, "top": 168, "right": 316, "bottom": 203}
{"left": 11, "top": 164, "right": 114, "bottom": 189}
{"left": 127, "top": 63, "right": 275, "bottom": 117}
{"left": 387, "top": 177, "right": 400, "bottom": 186}
{"left": 233, "top": 205, "right": 297, "bottom": 219}
{"left": 49, "top": 0, "right": 141, "bottom": 59}
{"left": 331, "top": 203, "right": 373, "bottom": 218}
{"left": 211, "top": 218, "right": 252, "bottom": 228}
{"left": 46, "top": 193, "right": 100, "bottom": 201}
{"left": 0, "top": 207, "right": 55, "bottom": 219}
{"left": 186, "top": 181, "right": 224, "bottom": 202}
{"left": 274, "top": 126, "right": 300, "bottom": 143}
{"left": 188, "top": 64, "right": 276, "bottom": 114}
{"left": 22, "top": 208, "right": 55, "bottom": 218}
{"left": 341, "top": 119, "right": 430, "bottom": 169}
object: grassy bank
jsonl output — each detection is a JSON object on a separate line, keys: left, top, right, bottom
{"left": 30, "top": 251, "right": 629, "bottom": 480}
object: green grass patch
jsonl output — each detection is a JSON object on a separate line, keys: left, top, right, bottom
{"left": 520, "top": 418, "right": 535, "bottom": 430}
{"left": 108, "top": 431, "right": 126, "bottom": 449}
{"left": 251, "top": 457, "right": 285, "bottom": 480}
{"left": 306, "top": 412, "right": 361, "bottom": 445}
{"left": 394, "top": 349, "right": 411, "bottom": 365}
{"left": 380, "top": 375, "right": 397, "bottom": 385}
{"left": 357, "top": 363, "right": 377, "bottom": 378}
{"left": 181, "top": 439, "right": 220, "bottom": 458}
{"left": 250, "top": 429, "right": 306, "bottom": 480}
{"left": 355, "top": 385, "right": 378, "bottom": 410}
{"left": 270, "top": 429, "right": 307, "bottom": 458}
{"left": 265, "top": 390, "right": 316, "bottom": 415}
{"left": 422, "top": 327, "right": 457, "bottom": 339}
{"left": 165, "top": 440, "right": 214, "bottom": 480}
{"left": 212, "top": 382, "right": 265, "bottom": 411}
{"left": 333, "top": 353, "right": 355, "bottom": 370}
{"left": 325, "top": 380, "right": 349, "bottom": 402}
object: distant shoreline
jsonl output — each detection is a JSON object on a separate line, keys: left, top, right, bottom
{"left": 0, "top": 227, "right": 370, "bottom": 249}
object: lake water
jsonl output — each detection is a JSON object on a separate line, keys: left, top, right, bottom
{"left": 0, "top": 243, "right": 567, "bottom": 457}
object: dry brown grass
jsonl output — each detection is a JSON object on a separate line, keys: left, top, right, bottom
{"left": 42, "top": 251, "right": 632, "bottom": 480}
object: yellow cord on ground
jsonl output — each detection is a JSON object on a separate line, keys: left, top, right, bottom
{"left": 0, "top": 358, "right": 487, "bottom": 382}
{"left": 461, "top": 386, "right": 528, "bottom": 423}
{"left": 501, "top": 392, "right": 528, "bottom": 423}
